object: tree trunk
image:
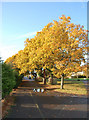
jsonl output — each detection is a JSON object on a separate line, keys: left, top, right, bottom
{"left": 51, "top": 74, "right": 53, "bottom": 85}
{"left": 86, "top": 74, "right": 88, "bottom": 79}
{"left": 86, "top": 69, "right": 88, "bottom": 78}
{"left": 77, "top": 73, "right": 78, "bottom": 79}
{"left": 43, "top": 69, "right": 46, "bottom": 85}
{"left": 60, "top": 74, "right": 64, "bottom": 89}
{"left": 35, "top": 76, "right": 36, "bottom": 81}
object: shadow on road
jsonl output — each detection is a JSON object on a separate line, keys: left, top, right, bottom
{"left": 3, "top": 77, "right": 87, "bottom": 119}
{"left": 6, "top": 93, "right": 87, "bottom": 118}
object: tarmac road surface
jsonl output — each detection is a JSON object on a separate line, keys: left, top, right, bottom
{"left": 4, "top": 77, "right": 88, "bottom": 119}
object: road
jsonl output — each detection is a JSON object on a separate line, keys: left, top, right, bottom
{"left": 4, "top": 77, "right": 88, "bottom": 119}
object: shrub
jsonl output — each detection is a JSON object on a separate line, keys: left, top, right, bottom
{"left": 2, "top": 63, "right": 24, "bottom": 99}
{"left": 13, "top": 72, "right": 24, "bottom": 89}
{"left": 2, "top": 63, "right": 16, "bottom": 99}
{"left": 78, "top": 75, "right": 86, "bottom": 78}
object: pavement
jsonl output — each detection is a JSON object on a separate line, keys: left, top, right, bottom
{"left": 3, "top": 77, "right": 88, "bottom": 119}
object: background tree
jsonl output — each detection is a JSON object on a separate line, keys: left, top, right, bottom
{"left": 5, "top": 54, "right": 17, "bottom": 69}
{"left": 5, "top": 53, "right": 24, "bottom": 89}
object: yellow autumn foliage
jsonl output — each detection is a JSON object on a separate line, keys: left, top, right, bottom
{"left": 5, "top": 15, "right": 87, "bottom": 78}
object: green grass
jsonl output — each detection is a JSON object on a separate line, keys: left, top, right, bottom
{"left": 38, "top": 77, "right": 87, "bottom": 95}
{"left": 57, "top": 78, "right": 89, "bottom": 81}
{"left": 55, "top": 80, "right": 87, "bottom": 95}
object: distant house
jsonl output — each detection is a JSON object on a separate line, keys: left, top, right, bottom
{"left": 69, "top": 71, "right": 85, "bottom": 78}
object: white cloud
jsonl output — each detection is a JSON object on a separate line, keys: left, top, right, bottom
{"left": 15, "top": 31, "right": 38, "bottom": 40}
{"left": 1, "top": 31, "right": 40, "bottom": 61}
{"left": 3, "top": 31, "right": 39, "bottom": 42}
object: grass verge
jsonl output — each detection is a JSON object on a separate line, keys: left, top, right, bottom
{"left": 54, "top": 80, "right": 87, "bottom": 95}
{"left": 38, "top": 79, "right": 87, "bottom": 96}
{"left": 57, "top": 78, "right": 89, "bottom": 81}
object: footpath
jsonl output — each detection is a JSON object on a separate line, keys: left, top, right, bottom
{"left": 2, "top": 77, "right": 88, "bottom": 119}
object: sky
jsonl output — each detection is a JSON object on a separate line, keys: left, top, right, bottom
{"left": 1, "top": 1, "right": 87, "bottom": 61}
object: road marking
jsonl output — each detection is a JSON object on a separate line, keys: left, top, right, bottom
{"left": 29, "top": 92, "right": 45, "bottom": 119}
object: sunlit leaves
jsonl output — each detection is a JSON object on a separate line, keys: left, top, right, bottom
{"left": 5, "top": 15, "right": 87, "bottom": 78}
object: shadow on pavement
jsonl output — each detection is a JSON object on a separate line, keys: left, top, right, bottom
{"left": 5, "top": 93, "right": 87, "bottom": 118}
{"left": 3, "top": 77, "right": 88, "bottom": 119}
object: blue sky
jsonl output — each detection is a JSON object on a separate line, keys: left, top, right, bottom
{"left": 1, "top": 2, "right": 87, "bottom": 61}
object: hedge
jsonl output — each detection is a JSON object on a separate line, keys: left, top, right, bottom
{"left": 13, "top": 70, "right": 24, "bottom": 89}
{"left": 2, "top": 63, "right": 16, "bottom": 98}
{"left": 2, "top": 63, "right": 23, "bottom": 99}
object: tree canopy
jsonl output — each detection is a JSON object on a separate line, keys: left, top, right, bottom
{"left": 5, "top": 15, "right": 87, "bottom": 78}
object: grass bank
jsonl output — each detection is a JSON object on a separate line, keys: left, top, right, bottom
{"left": 57, "top": 78, "right": 89, "bottom": 81}
{"left": 38, "top": 79, "right": 87, "bottom": 96}
{"left": 54, "top": 80, "right": 87, "bottom": 95}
